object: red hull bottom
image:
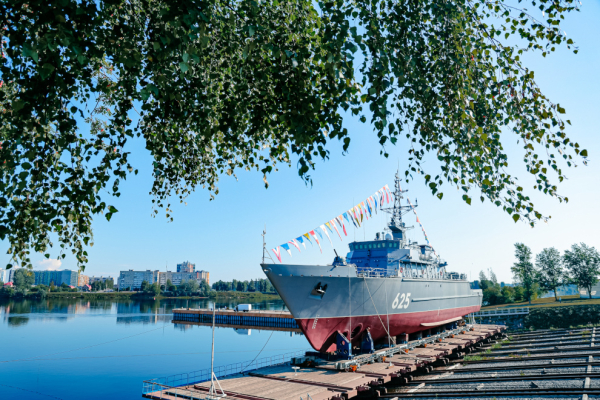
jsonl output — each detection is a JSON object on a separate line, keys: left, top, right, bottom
{"left": 297, "top": 305, "right": 481, "bottom": 352}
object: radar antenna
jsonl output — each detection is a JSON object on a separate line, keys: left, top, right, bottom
{"left": 382, "top": 171, "right": 414, "bottom": 248}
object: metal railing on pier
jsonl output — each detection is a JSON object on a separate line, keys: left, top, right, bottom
{"left": 142, "top": 350, "right": 306, "bottom": 396}
{"left": 474, "top": 307, "right": 530, "bottom": 317}
{"left": 173, "top": 310, "right": 299, "bottom": 329}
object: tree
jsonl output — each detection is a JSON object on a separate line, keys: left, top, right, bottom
{"left": 50, "top": 281, "right": 55, "bottom": 292}
{"left": 478, "top": 271, "right": 491, "bottom": 291}
{"left": 180, "top": 279, "right": 199, "bottom": 295}
{"left": 1, "top": 0, "right": 586, "bottom": 271}
{"left": 511, "top": 243, "right": 536, "bottom": 304}
{"left": 166, "top": 279, "right": 177, "bottom": 293}
{"left": 199, "top": 281, "right": 211, "bottom": 297}
{"left": 513, "top": 286, "right": 525, "bottom": 303}
{"left": 140, "top": 280, "right": 149, "bottom": 292}
{"left": 500, "top": 286, "right": 514, "bottom": 304}
{"left": 564, "top": 243, "right": 600, "bottom": 299}
{"left": 147, "top": 282, "right": 161, "bottom": 296}
{"left": 490, "top": 271, "right": 498, "bottom": 286}
{"left": 13, "top": 269, "right": 34, "bottom": 291}
{"left": 536, "top": 247, "right": 565, "bottom": 301}
{"left": 236, "top": 281, "right": 245, "bottom": 292}
{"left": 482, "top": 286, "right": 501, "bottom": 306}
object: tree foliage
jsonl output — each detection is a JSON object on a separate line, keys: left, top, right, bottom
{"left": 563, "top": 243, "right": 600, "bottom": 299}
{"left": 535, "top": 247, "right": 564, "bottom": 300}
{"left": 180, "top": 279, "right": 200, "bottom": 294}
{"left": 12, "top": 268, "right": 34, "bottom": 290}
{"left": 0, "top": 0, "right": 586, "bottom": 270}
{"left": 512, "top": 243, "right": 536, "bottom": 303}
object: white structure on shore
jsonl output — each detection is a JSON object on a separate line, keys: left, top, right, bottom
{"left": 117, "top": 268, "right": 209, "bottom": 290}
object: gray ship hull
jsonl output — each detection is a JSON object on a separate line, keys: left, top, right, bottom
{"left": 262, "top": 263, "right": 482, "bottom": 352}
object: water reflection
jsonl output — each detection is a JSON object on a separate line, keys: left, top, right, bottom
{"left": 0, "top": 297, "right": 287, "bottom": 328}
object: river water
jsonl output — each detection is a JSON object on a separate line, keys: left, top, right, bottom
{"left": 0, "top": 297, "right": 309, "bottom": 400}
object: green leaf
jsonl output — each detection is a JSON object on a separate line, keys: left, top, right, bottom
{"left": 12, "top": 100, "right": 25, "bottom": 112}
{"left": 179, "top": 62, "right": 189, "bottom": 72}
{"left": 22, "top": 44, "right": 39, "bottom": 63}
{"left": 512, "top": 214, "right": 520, "bottom": 223}
{"left": 40, "top": 63, "right": 55, "bottom": 80}
{"left": 580, "top": 149, "right": 588, "bottom": 157}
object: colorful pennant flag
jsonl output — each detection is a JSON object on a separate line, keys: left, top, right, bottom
{"left": 329, "top": 219, "right": 342, "bottom": 240}
{"left": 324, "top": 222, "right": 333, "bottom": 233}
{"left": 289, "top": 240, "right": 302, "bottom": 252}
{"left": 315, "top": 228, "right": 324, "bottom": 240}
{"left": 295, "top": 236, "right": 306, "bottom": 249}
{"left": 281, "top": 243, "right": 292, "bottom": 256}
{"left": 272, "top": 247, "right": 282, "bottom": 263}
{"left": 309, "top": 230, "right": 322, "bottom": 253}
{"left": 320, "top": 224, "right": 333, "bottom": 246}
{"left": 337, "top": 217, "right": 347, "bottom": 236}
{"left": 360, "top": 202, "right": 369, "bottom": 219}
{"left": 303, "top": 233, "right": 313, "bottom": 245}
{"left": 407, "top": 197, "right": 437, "bottom": 257}
{"left": 269, "top": 184, "right": 390, "bottom": 260}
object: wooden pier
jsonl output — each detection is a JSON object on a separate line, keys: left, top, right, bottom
{"left": 143, "top": 323, "right": 506, "bottom": 400}
{"left": 173, "top": 308, "right": 299, "bottom": 330}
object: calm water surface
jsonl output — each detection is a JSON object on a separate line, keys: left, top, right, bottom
{"left": 0, "top": 297, "right": 309, "bottom": 399}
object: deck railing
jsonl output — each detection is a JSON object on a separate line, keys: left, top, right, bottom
{"left": 142, "top": 350, "right": 306, "bottom": 395}
{"left": 356, "top": 266, "right": 466, "bottom": 280}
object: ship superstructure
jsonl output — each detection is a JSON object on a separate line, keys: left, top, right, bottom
{"left": 261, "top": 172, "right": 482, "bottom": 353}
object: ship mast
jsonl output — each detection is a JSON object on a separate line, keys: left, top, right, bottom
{"left": 382, "top": 171, "right": 413, "bottom": 248}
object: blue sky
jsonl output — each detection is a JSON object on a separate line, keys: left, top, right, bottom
{"left": 2, "top": 3, "right": 599, "bottom": 284}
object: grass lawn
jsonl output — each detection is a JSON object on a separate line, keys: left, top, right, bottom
{"left": 481, "top": 294, "right": 600, "bottom": 310}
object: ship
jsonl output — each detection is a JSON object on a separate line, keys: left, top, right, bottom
{"left": 261, "top": 172, "right": 482, "bottom": 353}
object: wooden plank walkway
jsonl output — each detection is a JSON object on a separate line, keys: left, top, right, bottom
{"left": 172, "top": 308, "right": 299, "bottom": 330}
{"left": 143, "top": 324, "right": 506, "bottom": 400}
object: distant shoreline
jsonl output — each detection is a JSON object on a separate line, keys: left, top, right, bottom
{"left": 24, "top": 291, "right": 283, "bottom": 301}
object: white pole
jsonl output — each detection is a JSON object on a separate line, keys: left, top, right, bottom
{"left": 210, "top": 305, "right": 216, "bottom": 396}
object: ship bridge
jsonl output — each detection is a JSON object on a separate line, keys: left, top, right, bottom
{"left": 345, "top": 239, "right": 446, "bottom": 277}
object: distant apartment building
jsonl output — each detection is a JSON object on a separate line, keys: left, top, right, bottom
{"left": 89, "top": 276, "right": 114, "bottom": 284}
{"left": 78, "top": 274, "right": 90, "bottom": 287}
{"left": 118, "top": 270, "right": 159, "bottom": 290}
{"left": 34, "top": 270, "right": 78, "bottom": 287}
{"left": 0, "top": 268, "right": 14, "bottom": 283}
{"left": 177, "top": 261, "right": 195, "bottom": 273}
{"left": 158, "top": 271, "right": 195, "bottom": 286}
{"left": 118, "top": 267, "right": 209, "bottom": 290}
{"left": 196, "top": 270, "right": 209, "bottom": 285}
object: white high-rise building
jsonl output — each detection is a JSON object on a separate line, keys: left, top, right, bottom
{"left": 0, "top": 268, "right": 16, "bottom": 283}
{"left": 117, "top": 270, "right": 159, "bottom": 290}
